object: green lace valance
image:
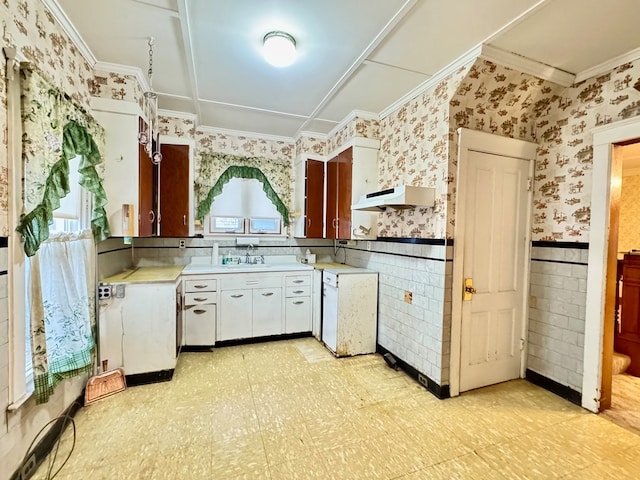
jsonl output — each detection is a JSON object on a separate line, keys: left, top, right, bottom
{"left": 17, "top": 120, "right": 110, "bottom": 257}
{"left": 196, "top": 165, "right": 290, "bottom": 225}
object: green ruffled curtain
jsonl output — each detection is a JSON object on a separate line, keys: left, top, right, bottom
{"left": 17, "top": 65, "right": 110, "bottom": 257}
{"left": 195, "top": 152, "right": 291, "bottom": 225}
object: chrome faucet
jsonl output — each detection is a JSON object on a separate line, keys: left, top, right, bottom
{"left": 245, "top": 251, "right": 251, "bottom": 264}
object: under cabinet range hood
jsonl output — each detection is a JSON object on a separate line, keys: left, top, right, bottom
{"left": 351, "top": 185, "right": 436, "bottom": 211}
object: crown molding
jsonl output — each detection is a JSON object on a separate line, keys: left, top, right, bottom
{"left": 158, "top": 108, "right": 197, "bottom": 121}
{"left": 574, "top": 46, "right": 640, "bottom": 84}
{"left": 326, "top": 109, "right": 379, "bottom": 140}
{"left": 43, "top": 0, "right": 96, "bottom": 67}
{"left": 94, "top": 61, "right": 150, "bottom": 92}
{"left": 379, "top": 44, "right": 482, "bottom": 119}
{"left": 197, "top": 125, "right": 294, "bottom": 144}
{"left": 296, "top": 131, "right": 329, "bottom": 141}
{"left": 479, "top": 44, "right": 575, "bottom": 87}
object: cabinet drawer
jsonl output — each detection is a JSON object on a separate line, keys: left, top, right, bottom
{"left": 185, "top": 278, "right": 217, "bottom": 292}
{"left": 184, "top": 292, "right": 217, "bottom": 306}
{"left": 184, "top": 304, "right": 216, "bottom": 346}
{"left": 286, "top": 285, "right": 311, "bottom": 297}
{"left": 285, "top": 275, "right": 311, "bottom": 287}
{"left": 221, "top": 275, "right": 281, "bottom": 290}
{"left": 284, "top": 297, "right": 312, "bottom": 333}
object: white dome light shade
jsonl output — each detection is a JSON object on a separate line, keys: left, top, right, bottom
{"left": 263, "top": 31, "right": 297, "bottom": 67}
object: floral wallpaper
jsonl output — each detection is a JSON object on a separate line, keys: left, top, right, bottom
{"left": 376, "top": 65, "right": 470, "bottom": 238}
{"left": 531, "top": 59, "right": 640, "bottom": 242}
{"left": 294, "top": 134, "right": 326, "bottom": 158}
{"left": 158, "top": 114, "right": 196, "bottom": 139}
{"left": 619, "top": 174, "right": 640, "bottom": 254}
{"left": 89, "top": 68, "right": 147, "bottom": 112}
{"left": 0, "top": 0, "right": 96, "bottom": 235}
{"left": 326, "top": 116, "right": 380, "bottom": 154}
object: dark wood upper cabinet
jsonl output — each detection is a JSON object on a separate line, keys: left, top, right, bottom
{"left": 325, "top": 147, "right": 353, "bottom": 240}
{"left": 138, "top": 118, "right": 155, "bottom": 237}
{"left": 304, "top": 159, "right": 324, "bottom": 238}
{"left": 158, "top": 144, "right": 190, "bottom": 237}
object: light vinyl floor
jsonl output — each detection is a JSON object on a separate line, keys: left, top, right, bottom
{"left": 34, "top": 338, "right": 640, "bottom": 479}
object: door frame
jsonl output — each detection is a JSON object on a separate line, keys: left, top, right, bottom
{"left": 450, "top": 128, "right": 537, "bottom": 397}
{"left": 583, "top": 116, "right": 640, "bottom": 413}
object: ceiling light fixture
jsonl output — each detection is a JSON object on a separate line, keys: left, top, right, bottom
{"left": 138, "top": 36, "right": 162, "bottom": 164}
{"left": 262, "top": 31, "right": 297, "bottom": 67}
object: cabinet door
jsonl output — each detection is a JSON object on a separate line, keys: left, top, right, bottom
{"left": 252, "top": 287, "right": 282, "bottom": 337}
{"left": 285, "top": 297, "right": 311, "bottom": 333}
{"left": 219, "top": 290, "right": 252, "bottom": 341}
{"left": 159, "top": 144, "right": 190, "bottom": 237}
{"left": 185, "top": 304, "right": 216, "bottom": 346}
{"left": 325, "top": 157, "right": 339, "bottom": 239}
{"left": 138, "top": 118, "right": 156, "bottom": 237}
{"left": 305, "top": 159, "right": 324, "bottom": 238}
{"left": 337, "top": 148, "right": 353, "bottom": 239}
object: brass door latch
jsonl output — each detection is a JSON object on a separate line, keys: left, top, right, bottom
{"left": 463, "top": 278, "right": 477, "bottom": 301}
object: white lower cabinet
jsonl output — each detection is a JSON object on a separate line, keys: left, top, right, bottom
{"left": 219, "top": 290, "right": 253, "bottom": 341}
{"left": 284, "top": 274, "right": 312, "bottom": 333}
{"left": 183, "top": 269, "right": 313, "bottom": 343}
{"left": 183, "top": 277, "right": 217, "bottom": 346}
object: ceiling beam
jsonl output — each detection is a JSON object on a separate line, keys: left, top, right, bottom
{"left": 177, "top": 0, "right": 201, "bottom": 122}
{"left": 295, "top": 0, "right": 419, "bottom": 138}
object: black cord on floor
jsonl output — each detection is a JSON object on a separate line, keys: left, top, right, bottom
{"left": 18, "top": 400, "right": 81, "bottom": 480}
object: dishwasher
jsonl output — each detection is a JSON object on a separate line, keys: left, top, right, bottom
{"left": 321, "top": 267, "right": 378, "bottom": 356}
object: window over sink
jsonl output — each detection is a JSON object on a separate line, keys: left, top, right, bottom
{"left": 206, "top": 178, "right": 284, "bottom": 237}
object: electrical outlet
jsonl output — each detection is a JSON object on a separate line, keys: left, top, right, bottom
{"left": 404, "top": 291, "right": 413, "bottom": 304}
{"left": 114, "top": 284, "right": 126, "bottom": 298}
{"left": 98, "top": 284, "right": 111, "bottom": 300}
{"left": 417, "top": 373, "right": 429, "bottom": 389}
{"left": 20, "top": 453, "right": 36, "bottom": 479}
{"left": 179, "top": 239, "right": 186, "bottom": 249}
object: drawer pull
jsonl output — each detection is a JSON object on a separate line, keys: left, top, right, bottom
{"left": 193, "top": 284, "right": 208, "bottom": 289}
{"left": 193, "top": 309, "right": 207, "bottom": 314}
{"left": 230, "top": 294, "right": 244, "bottom": 298}
{"left": 262, "top": 292, "right": 274, "bottom": 297}
{"left": 194, "top": 297, "right": 208, "bottom": 302}
{"left": 293, "top": 300, "right": 305, "bottom": 305}
{"left": 293, "top": 290, "right": 304, "bottom": 294}
{"left": 293, "top": 280, "right": 304, "bottom": 284}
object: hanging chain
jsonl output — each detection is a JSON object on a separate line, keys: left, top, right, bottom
{"left": 147, "top": 37, "right": 154, "bottom": 88}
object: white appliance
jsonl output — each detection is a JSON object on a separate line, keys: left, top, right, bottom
{"left": 321, "top": 268, "right": 378, "bottom": 356}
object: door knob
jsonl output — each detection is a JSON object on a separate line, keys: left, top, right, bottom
{"left": 463, "top": 278, "right": 476, "bottom": 301}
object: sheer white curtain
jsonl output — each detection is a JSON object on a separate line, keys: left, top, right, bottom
{"left": 28, "top": 230, "right": 95, "bottom": 403}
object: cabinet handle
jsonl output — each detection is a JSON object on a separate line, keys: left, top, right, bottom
{"left": 183, "top": 214, "right": 187, "bottom": 225}
{"left": 332, "top": 218, "right": 337, "bottom": 228}
{"left": 194, "top": 297, "right": 208, "bottom": 302}
{"left": 307, "top": 218, "right": 311, "bottom": 228}
{"left": 293, "top": 300, "right": 305, "bottom": 305}
{"left": 148, "top": 210, "right": 155, "bottom": 223}
{"left": 293, "top": 280, "right": 304, "bottom": 284}
{"left": 193, "top": 309, "right": 207, "bottom": 314}
{"left": 293, "top": 290, "right": 304, "bottom": 294}
{"left": 230, "top": 294, "right": 244, "bottom": 298}
{"left": 193, "top": 284, "right": 208, "bottom": 289}
{"left": 262, "top": 292, "right": 274, "bottom": 297}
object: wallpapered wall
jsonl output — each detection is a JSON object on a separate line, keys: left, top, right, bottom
{"left": 0, "top": 0, "right": 94, "bottom": 236}
{"left": 533, "top": 60, "right": 640, "bottom": 242}
{"left": 619, "top": 174, "right": 640, "bottom": 253}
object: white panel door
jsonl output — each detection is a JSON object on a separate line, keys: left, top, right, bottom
{"left": 459, "top": 150, "right": 530, "bottom": 392}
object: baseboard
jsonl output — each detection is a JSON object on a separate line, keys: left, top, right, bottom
{"left": 125, "top": 369, "right": 174, "bottom": 387}
{"left": 376, "top": 344, "right": 450, "bottom": 399}
{"left": 214, "top": 331, "right": 312, "bottom": 347}
{"left": 525, "top": 369, "right": 582, "bottom": 406}
{"left": 10, "top": 395, "right": 84, "bottom": 480}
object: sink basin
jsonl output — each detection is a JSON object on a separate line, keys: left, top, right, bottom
{"left": 221, "top": 264, "right": 271, "bottom": 269}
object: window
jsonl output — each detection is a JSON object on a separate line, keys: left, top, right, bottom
{"left": 13, "top": 155, "right": 89, "bottom": 408}
{"left": 207, "top": 178, "right": 283, "bottom": 237}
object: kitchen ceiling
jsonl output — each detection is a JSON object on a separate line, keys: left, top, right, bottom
{"left": 55, "top": 0, "right": 640, "bottom": 139}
